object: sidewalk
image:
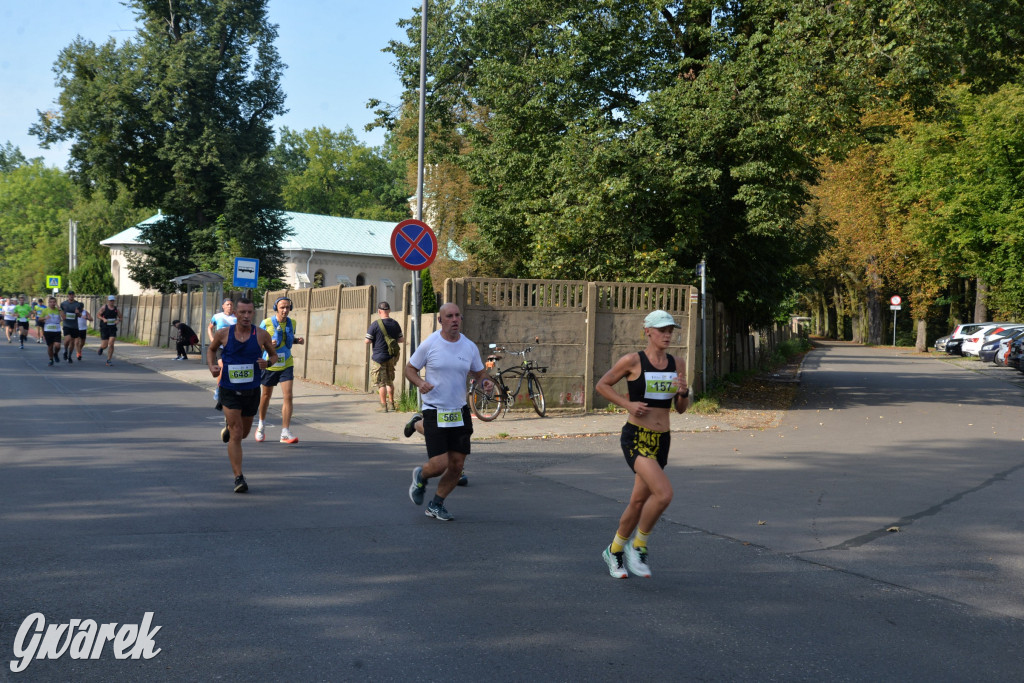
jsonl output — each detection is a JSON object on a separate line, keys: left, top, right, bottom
{"left": 109, "top": 340, "right": 744, "bottom": 441}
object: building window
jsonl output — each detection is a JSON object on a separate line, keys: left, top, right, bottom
{"left": 356, "top": 274, "right": 366, "bottom": 286}
{"left": 313, "top": 270, "right": 325, "bottom": 288}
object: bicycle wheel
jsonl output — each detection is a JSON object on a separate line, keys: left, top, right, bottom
{"left": 468, "top": 376, "right": 502, "bottom": 421}
{"left": 528, "top": 373, "right": 546, "bottom": 417}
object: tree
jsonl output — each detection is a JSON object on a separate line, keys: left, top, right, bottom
{"left": 0, "top": 142, "right": 31, "bottom": 173}
{"left": 32, "top": 0, "right": 289, "bottom": 292}
{"left": 379, "top": 1, "right": 1024, "bottom": 326}
{"left": 0, "top": 161, "right": 75, "bottom": 294}
{"left": 272, "top": 126, "right": 408, "bottom": 221}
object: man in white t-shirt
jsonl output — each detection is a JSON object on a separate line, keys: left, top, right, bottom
{"left": 403, "top": 303, "right": 492, "bottom": 521}
{"left": 2, "top": 296, "right": 17, "bottom": 343}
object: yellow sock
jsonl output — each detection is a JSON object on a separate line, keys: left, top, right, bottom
{"left": 634, "top": 529, "right": 651, "bottom": 549}
{"left": 610, "top": 533, "right": 630, "bottom": 554}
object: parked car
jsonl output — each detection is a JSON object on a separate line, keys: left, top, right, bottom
{"left": 945, "top": 337, "right": 966, "bottom": 355}
{"left": 1009, "top": 336, "right": 1024, "bottom": 370}
{"left": 979, "top": 329, "right": 1023, "bottom": 363}
{"left": 992, "top": 329, "right": 1024, "bottom": 365}
{"left": 935, "top": 335, "right": 951, "bottom": 352}
{"left": 961, "top": 324, "right": 1023, "bottom": 357}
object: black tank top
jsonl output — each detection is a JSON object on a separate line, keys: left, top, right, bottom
{"left": 626, "top": 351, "right": 677, "bottom": 409}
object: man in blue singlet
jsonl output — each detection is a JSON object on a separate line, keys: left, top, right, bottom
{"left": 207, "top": 298, "right": 277, "bottom": 493}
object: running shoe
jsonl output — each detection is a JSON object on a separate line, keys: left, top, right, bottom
{"left": 280, "top": 433, "right": 298, "bottom": 445}
{"left": 221, "top": 427, "right": 230, "bottom": 443}
{"left": 97, "top": 348, "right": 103, "bottom": 355}
{"left": 233, "top": 475, "right": 248, "bottom": 493}
{"left": 76, "top": 354, "right": 82, "bottom": 361}
{"left": 67, "top": 356, "right": 73, "bottom": 364}
{"left": 602, "top": 545, "right": 628, "bottom": 579}
{"left": 425, "top": 501, "right": 454, "bottom": 521}
{"left": 403, "top": 413, "right": 422, "bottom": 438}
{"left": 20, "top": 343, "right": 24, "bottom": 349}
{"left": 255, "top": 425, "right": 265, "bottom": 442}
{"left": 48, "top": 359, "right": 54, "bottom": 366}
{"left": 106, "top": 360, "right": 112, "bottom": 366}
{"left": 624, "top": 544, "right": 651, "bottom": 578}
{"left": 409, "top": 466, "right": 425, "bottom": 505}
{"left": 457, "top": 471, "right": 468, "bottom": 486}
{"left": 63, "top": 349, "right": 68, "bottom": 360}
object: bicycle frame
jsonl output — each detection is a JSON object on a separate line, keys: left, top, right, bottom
{"left": 468, "top": 344, "right": 547, "bottom": 421}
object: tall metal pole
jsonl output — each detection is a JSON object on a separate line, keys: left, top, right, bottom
{"left": 700, "top": 258, "right": 707, "bottom": 393}
{"left": 411, "top": 0, "right": 428, "bottom": 368}
{"left": 411, "top": 0, "right": 428, "bottom": 360}
{"left": 68, "top": 219, "right": 78, "bottom": 287}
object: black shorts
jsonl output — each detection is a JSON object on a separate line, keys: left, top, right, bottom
{"left": 261, "top": 366, "right": 294, "bottom": 387}
{"left": 17, "top": 321, "right": 28, "bottom": 329}
{"left": 422, "top": 406, "right": 474, "bottom": 458}
{"left": 64, "top": 328, "right": 85, "bottom": 340}
{"left": 620, "top": 422, "right": 670, "bottom": 472}
{"left": 3, "top": 320, "right": 14, "bottom": 329}
{"left": 219, "top": 387, "right": 261, "bottom": 417}
{"left": 35, "top": 319, "right": 44, "bottom": 327}
{"left": 100, "top": 325, "right": 117, "bottom": 340}
{"left": 43, "top": 331, "right": 62, "bottom": 346}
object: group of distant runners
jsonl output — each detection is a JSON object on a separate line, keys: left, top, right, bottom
{"left": 8, "top": 289, "right": 690, "bottom": 579}
{"left": 3, "top": 291, "right": 121, "bottom": 366}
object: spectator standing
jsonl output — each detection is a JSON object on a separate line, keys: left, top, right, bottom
{"left": 365, "top": 301, "right": 404, "bottom": 412}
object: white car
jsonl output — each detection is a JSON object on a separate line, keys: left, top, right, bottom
{"left": 962, "top": 324, "right": 1024, "bottom": 357}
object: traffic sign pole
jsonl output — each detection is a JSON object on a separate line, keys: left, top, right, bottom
{"left": 890, "top": 296, "right": 902, "bottom": 347}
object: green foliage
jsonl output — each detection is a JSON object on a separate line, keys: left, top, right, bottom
{"left": 379, "top": 0, "right": 1024, "bottom": 327}
{"left": 32, "top": 0, "right": 288, "bottom": 293}
{"left": 273, "top": 126, "right": 409, "bottom": 221}
{"left": 0, "top": 161, "right": 75, "bottom": 294}
{"left": 0, "top": 142, "right": 32, "bottom": 173}
{"left": 420, "top": 268, "right": 438, "bottom": 313}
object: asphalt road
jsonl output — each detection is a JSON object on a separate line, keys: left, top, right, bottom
{"left": 2, "top": 339, "right": 1023, "bottom": 681}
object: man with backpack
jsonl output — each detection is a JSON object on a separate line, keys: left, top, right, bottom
{"left": 365, "top": 301, "right": 404, "bottom": 412}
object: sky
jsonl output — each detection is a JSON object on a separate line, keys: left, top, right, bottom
{"left": 0, "top": 0, "right": 420, "bottom": 168}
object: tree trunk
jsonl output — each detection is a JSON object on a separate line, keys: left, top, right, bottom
{"left": 974, "top": 277, "right": 988, "bottom": 322}
{"left": 820, "top": 291, "right": 830, "bottom": 338}
{"left": 832, "top": 286, "right": 843, "bottom": 341}
{"left": 915, "top": 318, "right": 927, "bottom": 352}
{"left": 866, "top": 281, "right": 883, "bottom": 345}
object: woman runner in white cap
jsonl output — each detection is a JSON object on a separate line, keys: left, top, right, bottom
{"left": 595, "top": 309, "right": 690, "bottom": 579}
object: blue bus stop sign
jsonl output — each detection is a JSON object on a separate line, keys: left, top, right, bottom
{"left": 233, "top": 258, "right": 259, "bottom": 289}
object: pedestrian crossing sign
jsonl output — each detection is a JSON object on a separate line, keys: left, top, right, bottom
{"left": 46, "top": 275, "right": 61, "bottom": 289}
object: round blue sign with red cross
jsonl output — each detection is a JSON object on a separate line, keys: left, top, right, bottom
{"left": 391, "top": 219, "right": 438, "bottom": 271}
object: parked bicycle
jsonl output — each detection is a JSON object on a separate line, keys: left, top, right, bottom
{"left": 467, "top": 342, "right": 547, "bottom": 421}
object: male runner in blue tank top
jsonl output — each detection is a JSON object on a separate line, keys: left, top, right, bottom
{"left": 595, "top": 309, "right": 690, "bottom": 579}
{"left": 206, "top": 298, "right": 277, "bottom": 493}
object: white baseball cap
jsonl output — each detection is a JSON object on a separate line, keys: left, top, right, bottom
{"left": 643, "top": 310, "right": 680, "bottom": 329}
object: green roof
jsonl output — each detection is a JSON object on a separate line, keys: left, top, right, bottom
{"left": 101, "top": 211, "right": 398, "bottom": 257}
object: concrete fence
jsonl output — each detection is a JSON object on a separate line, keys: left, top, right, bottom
{"left": 72, "top": 292, "right": 263, "bottom": 352}
{"left": 70, "top": 276, "right": 798, "bottom": 410}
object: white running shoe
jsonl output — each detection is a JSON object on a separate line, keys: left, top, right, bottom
{"left": 280, "top": 430, "right": 298, "bottom": 444}
{"left": 624, "top": 544, "right": 651, "bottom": 578}
{"left": 603, "top": 545, "right": 628, "bottom": 579}
{"left": 255, "top": 425, "right": 265, "bottom": 442}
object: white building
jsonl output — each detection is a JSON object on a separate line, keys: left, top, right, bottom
{"left": 100, "top": 211, "right": 413, "bottom": 308}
